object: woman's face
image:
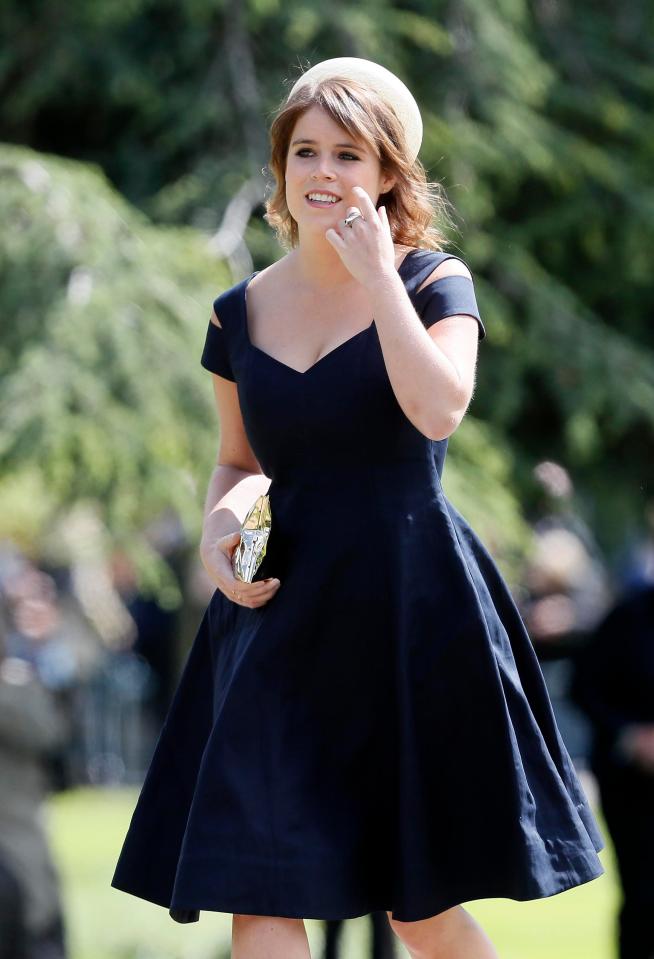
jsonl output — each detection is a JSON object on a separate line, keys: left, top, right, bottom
{"left": 285, "top": 104, "right": 395, "bottom": 240}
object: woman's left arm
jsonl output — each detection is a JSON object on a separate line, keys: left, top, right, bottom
{"left": 367, "top": 258, "right": 480, "bottom": 441}
{"left": 326, "top": 185, "right": 480, "bottom": 442}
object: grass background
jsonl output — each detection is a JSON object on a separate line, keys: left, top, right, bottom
{"left": 45, "top": 784, "right": 619, "bottom": 959}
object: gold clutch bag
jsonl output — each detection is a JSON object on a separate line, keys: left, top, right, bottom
{"left": 231, "top": 493, "right": 272, "bottom": 583}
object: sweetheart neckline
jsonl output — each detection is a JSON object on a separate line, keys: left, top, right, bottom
{"left": 240, "top": 248, "right": 422, "bottom": 377}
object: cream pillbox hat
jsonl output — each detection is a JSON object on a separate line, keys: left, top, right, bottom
{"left": 287, "top": 57, "right": 423, "bottom": 163}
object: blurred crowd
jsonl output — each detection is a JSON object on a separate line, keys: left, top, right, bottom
{"left": 512, "top": 462, "right": 654, "bottom": 959}
{"left": 0, "top": 519, "right": 214, "bottom": 959}
{"left": 0, "top": 464, "right": 652, "bottom": 959}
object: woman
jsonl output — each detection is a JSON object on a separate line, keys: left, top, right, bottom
{"left": 111, "top": 57, "right": 605, "bottom": 958}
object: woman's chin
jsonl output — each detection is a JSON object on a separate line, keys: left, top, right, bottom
{"left": 298, "top": 216, "right": 340, "bottom": 237}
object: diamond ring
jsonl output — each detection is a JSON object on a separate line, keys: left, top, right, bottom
{"left": 344, "top": 210, "right": 364, "bottom": 228}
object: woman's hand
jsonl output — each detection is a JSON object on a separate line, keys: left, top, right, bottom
{"left": 324, "top": 185, "right": 396, "bottom": 290}
{"left": 201, "top": 530, "right": 281, "bottom": 608}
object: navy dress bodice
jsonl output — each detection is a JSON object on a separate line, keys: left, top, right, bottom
{"left": 203, "top": 248, "right": 484, "bottom": 480}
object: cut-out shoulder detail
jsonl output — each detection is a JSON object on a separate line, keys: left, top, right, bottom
{"left": 416, "top": 255, "right": 473, "bottom": 296}
{"left": 210, "top": 308, "right": 223, "bottom": 329}
{"left": 411, "top": 254, "right": 485, "bottom": 340}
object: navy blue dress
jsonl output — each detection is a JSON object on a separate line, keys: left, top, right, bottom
{"left": 111, "top": 248, "right": 606, "bottom": 923}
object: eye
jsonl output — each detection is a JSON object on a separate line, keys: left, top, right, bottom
{"left": 295, "top": 149, "right": 360, "bottom": 161}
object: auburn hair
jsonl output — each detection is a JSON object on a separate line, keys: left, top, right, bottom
{"left": 262, "top": 74, "right": 456, "bottom": 252}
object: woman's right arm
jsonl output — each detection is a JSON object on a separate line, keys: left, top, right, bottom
{"left": 199, "top": 314, "right": 280, "bottom": 606}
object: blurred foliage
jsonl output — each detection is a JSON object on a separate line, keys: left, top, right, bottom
{"left": 0, "top": 144, "right": 230, "bottom": 589}
{"left": 1, "top": 0, "right": 653, "bottom": 560}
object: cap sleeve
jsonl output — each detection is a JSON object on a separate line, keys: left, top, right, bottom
{"left": 200, "top": 297, "right": 236, "bottom": 381}
{"left": 413, "top": 270, "right": 486, "bottom": 341}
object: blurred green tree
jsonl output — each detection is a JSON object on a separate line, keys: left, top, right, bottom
{"left": 1, "top": 0, "right": 653, "bottom": 557}
{"left": 0, "top": 144, "right": 231, "bottom": 598}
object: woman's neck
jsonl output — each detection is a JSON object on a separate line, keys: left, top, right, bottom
{"left": 289, "top": 240, "right": 357, "bottom": 291}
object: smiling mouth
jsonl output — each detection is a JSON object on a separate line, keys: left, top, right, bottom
{"left": 305, "top": 193, "right": 341, "bottom": 205}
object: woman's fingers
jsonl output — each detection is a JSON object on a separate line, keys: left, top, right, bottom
{"left": 209, "top": 530, "right": 281, "bottom": 606}
{"left": 227, "top": 576, "right": 281, "bottom": 607}
{"left": 234, "top": 578, "right": 279, "bottom": 595}
{"left": 248, "top": 580, "right": 282, "bottom": 608}
{"left": 351, "top": 185, "right": 379, "bottom": 220}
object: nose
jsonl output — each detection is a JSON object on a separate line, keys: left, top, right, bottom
{"left": 311, "top": 155, "right": 336, "bottom": 180}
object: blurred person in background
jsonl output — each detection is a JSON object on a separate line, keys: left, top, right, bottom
{"left": 518, "top": 460, "right": 612, "bottom": 765}
{"left": 2, "top": 568, "right": 77, "bottom": 691}
{"left": 0, "top": 546, "right": 147, "bottom": 787}
{"left": 1, "top": 562, "right": 81, "bottom": 792}
{"left": 614, "top": 497, "right": 654, "bottom": 597}
{"left": 571, "top": 581, "right": 654, "bottom": 959}
{"left": 322, "top": 910, "right": 396, "bottom": 959}
{"left": 110, "top": 548, "right": 178, "bottom": 735}
{"left": 0, "top": 622, "right": 70, "bottom": 959}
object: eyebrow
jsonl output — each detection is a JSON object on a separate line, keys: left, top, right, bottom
{"left": 291, "top": 138, "right": 365, "bottom": 150}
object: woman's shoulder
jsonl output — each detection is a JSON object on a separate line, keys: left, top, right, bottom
{"left": 213, "top": 272, "right": 254, "bottom": 310}
{"left": 245, "top": 255, "right": 287, "bottom": 296}
{"left": 212, "top": 259, "right": 283, "bottom": 322}
{"left": 404, "top": 245, "right": 472, "bottom": 267}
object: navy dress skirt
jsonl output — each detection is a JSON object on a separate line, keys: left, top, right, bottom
{"left": 110, "top": 248, "right": 606, "bottom": 923}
